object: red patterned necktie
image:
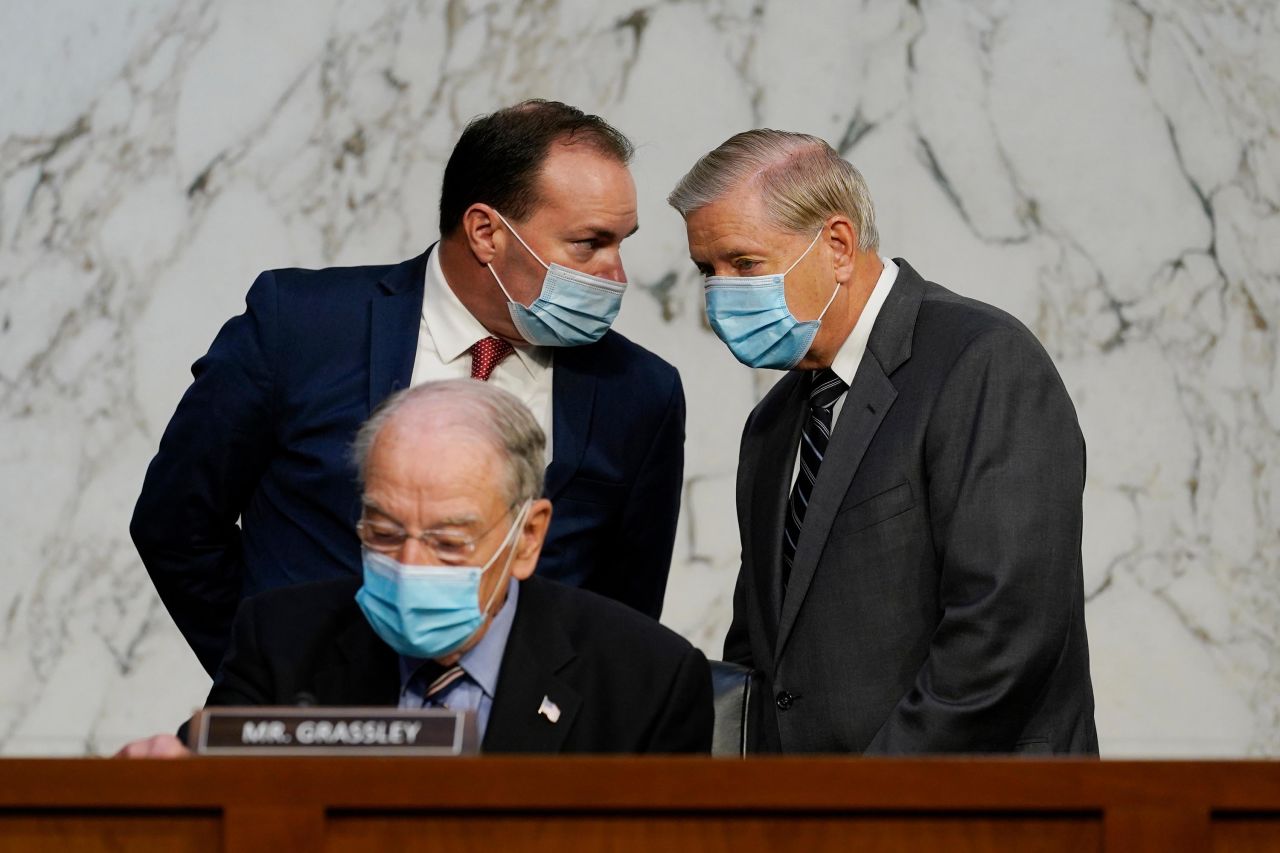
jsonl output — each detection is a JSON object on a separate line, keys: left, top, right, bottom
{"left": 470, "top": 336, "right": 514, "bottom": 381}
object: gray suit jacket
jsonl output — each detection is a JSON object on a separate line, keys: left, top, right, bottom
{"left": 724, "top": 259, "right": 1098, "bottom": 754}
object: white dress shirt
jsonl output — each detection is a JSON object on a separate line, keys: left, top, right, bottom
{"left": 791, "top": 257, "right": 899, "bottom": 487}
{"left": 409, "top": 247, "right": 554, "bottom": 463}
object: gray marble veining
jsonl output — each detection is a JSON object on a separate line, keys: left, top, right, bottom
{"left": 0, "top": 0, "right": 1275, "bottom": 756}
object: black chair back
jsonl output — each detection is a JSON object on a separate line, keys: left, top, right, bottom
{"left": 708, "top": 660, "right": 762, "bottom": 757}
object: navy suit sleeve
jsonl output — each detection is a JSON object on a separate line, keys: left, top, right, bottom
{"left": 865, "top": 328, "right": 1086, "bottom": 753}
{"left": 131, "top": 271, "right": 280, "bottom": 676}
{"left": 613, "top": 370, "right": 685, "bottom": 619}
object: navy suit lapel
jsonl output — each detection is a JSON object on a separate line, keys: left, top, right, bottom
{"left": 742, "top": 374, "right": 807, "bottom": 637}
{"left": 368, "top": 250, "right": 430, "bottom": 411}
{"left": 482, "top": 579, "right": 582, "bottom": 753}
{"left": 774, "top": 262, "right": 925, "bottom": 661}
{"left": 543, "top": 344, "right": 598, "bottom": 500}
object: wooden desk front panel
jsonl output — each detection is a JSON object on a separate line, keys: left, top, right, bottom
{"left": 1, "top": 758, "right": 1277, "bottom": 853}
{"left": 0, "top": 810, "right": 220, "bottom": 853}
{"left": 327, "top": 812, "right": 1102, "bottom": 853}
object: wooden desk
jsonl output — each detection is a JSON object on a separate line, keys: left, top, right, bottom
{"left": 1, "top": 758, "right": 1277, "bottom": 852}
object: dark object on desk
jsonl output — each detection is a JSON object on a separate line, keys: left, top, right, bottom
{"left": 186, "top": 706, "right": 479, "bottom": 756}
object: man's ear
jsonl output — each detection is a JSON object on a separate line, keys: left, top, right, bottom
{"left": 510, "top": 498, "right": 553, "bottom": 581}
{"left": 826, "top": 215, "right": 858, "bottom": 283}
{"left": 462, "top": 203, "right": 502, "bottom": 265}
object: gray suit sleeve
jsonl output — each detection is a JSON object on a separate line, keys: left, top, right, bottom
{"left": 865, "top": 327, "right": 1086, "bottom": 753}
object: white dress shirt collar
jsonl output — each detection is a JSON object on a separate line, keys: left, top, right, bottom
{"left": 828, "top": 257, "right": 899, "bottom": 387}
{"left": 423, "top": 245, "right": 550, "bottom": 378}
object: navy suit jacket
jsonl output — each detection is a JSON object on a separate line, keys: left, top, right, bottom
{"left": 132, "top": 250, "right": 685, "bottom": 675}
{"left": 200, "top": 575, "right": 713, "bottom": 754}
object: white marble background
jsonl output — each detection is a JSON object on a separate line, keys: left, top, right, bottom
{"left": 0, "top": 0, "right": 1276, "bottom": 757}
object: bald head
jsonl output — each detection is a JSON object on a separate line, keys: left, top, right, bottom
{"left": 352, "top": 380, "right": 546, "bottom": 506}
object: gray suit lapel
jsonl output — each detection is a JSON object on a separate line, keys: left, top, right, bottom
{"left": 773, "top": 261, "right": 926, "bottom": 660}
{"left": 774, "top": 361, "right": 896, "bottom": 659}
{"left": 742, "top": 374, "right": 807, "bottom": 633}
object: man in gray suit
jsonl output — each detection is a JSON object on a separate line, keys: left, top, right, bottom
{"left": 669, "top": 130, "right": 1098, "bottom": 754}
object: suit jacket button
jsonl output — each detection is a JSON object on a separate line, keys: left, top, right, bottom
{"left": 775, "top": 691, "right": 793, "bottom": 710}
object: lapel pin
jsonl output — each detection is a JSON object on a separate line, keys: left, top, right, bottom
{"left": 537, "top": 695, "right": 561, "bottom": 724}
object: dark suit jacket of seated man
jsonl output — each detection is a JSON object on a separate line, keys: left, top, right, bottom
{"left": 123, "top": 379, "right": 711, "bottom": 758}
{"left": 130, "top": 100, "right": 685, "bottom": 677}
{"left": 205, "top": 574, "right": 713, "bottom": 753}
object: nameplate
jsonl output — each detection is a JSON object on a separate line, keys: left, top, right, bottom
{"left": 187, "top": 707, "right": 479, "bottom": 756}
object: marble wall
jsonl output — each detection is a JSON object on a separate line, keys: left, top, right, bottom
{"left": 1, "top": 0, "right": 1276, "bottom": 756}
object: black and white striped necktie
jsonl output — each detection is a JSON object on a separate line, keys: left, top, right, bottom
{"left": 781, "top": 368, "right": 848, "bottom": 590}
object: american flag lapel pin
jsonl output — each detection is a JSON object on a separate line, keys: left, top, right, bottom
{"left": 537, "top": 695, "right": 561, "bottom": 724}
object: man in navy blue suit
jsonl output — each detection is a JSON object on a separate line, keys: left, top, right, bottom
{"left": 131, "top": 100, "right": 685, "bottom": 676}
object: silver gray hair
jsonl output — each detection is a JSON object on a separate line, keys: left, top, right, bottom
{"left": 351, "top": 379, "right": 545, "bottom": 504}
{"left": 668, "top": 129, "right": 879, "bottom": 251}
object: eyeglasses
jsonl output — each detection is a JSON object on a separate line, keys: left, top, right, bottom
{"left": 356, "top": 504, "right": 518, "bottom": 564}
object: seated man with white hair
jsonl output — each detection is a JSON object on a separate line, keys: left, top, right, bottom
{"left": 120, "top": 379, "right": 712, "bottom": 755}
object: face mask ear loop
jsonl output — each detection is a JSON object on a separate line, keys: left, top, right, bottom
{"left": 783, "top": 229, "right": 825, "bottom": 276}
{"left": 486, "top": 262, "right": 521, "bottom": 305}
{"left": 814, "top": 277, "right": 842, "bottom": 324}
{"left": 479, "top": 499, "right": 532, "bottom": 617}
{"left": 493, "top": 210, "right": 551, "bottom": 271}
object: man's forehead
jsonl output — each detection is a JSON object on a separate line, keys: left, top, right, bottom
{"left": 687, "top": 200, "right": 780, "bottom": 257}
{"left": 361, "top": 476, "right": 505, "bottom": 525}
{"left": 361, "top": 492, "right": 488, "bottom": 528}
{"left": 367, "top": 421, "right": 507, "bottom": 492}
{"left": 531, "top": 145, "right": 636, "bottom": 218}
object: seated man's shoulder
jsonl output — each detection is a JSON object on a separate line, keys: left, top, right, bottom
{"left": 525, "top": 577, "right": 696, "bottom": 659}
{"left": 241, "top": 577, "right": 364, "bottom": 639}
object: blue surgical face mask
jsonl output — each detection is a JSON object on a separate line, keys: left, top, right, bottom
{"left": 355, "top": 501, "right": 530, "bottom": 660}
{"left": 703, "top": 230, "right": 840, "bottom": 370}
{"left": 487, "top": 211, "right": 626, "bottom": 347}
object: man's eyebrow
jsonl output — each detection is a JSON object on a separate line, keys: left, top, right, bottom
{"left": 576, "top": 223, "right": 640, "bottom": 241}
{"left": 430, "top": 513, "right": 482, "bottom": 529}
{"left": 359, "top": 501, "right": 480, "bottom": 529}
{"left": 710, "top": 246, "right": 759, "bottom": 260}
